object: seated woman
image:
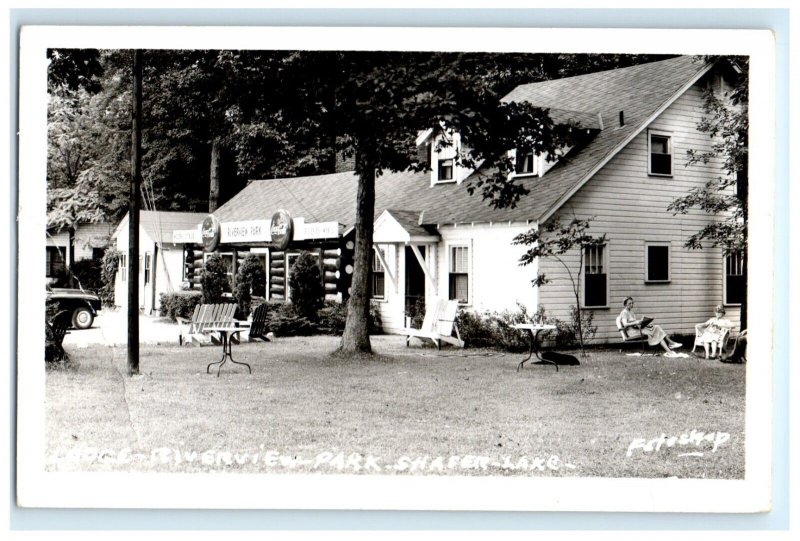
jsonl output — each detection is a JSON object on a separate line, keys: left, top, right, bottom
{"left": 698, "top": 304, "right": 733, "bottom": 359}
{"left": 619, "top": 297, "right": 682, "bottom": 355}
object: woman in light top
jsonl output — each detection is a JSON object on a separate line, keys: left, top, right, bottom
{"left": 698, "top": 304, "right": 733, "bottom": 359}
{"left": 619, "top": 297, "right": 682, "bottom": 356}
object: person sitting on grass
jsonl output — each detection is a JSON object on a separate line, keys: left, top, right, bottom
{"left": 619, "top": 297, "right": 682, "bottom": 356}
{"left": 698, "top": 304, "right": 733, "bottom": 359}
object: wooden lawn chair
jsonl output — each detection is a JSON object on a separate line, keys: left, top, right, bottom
{"left": 247, "top": 303, "right": 271, "bottom": 342}
{"left": 615, "top": 314, "right": 647, "bottom": 352}
{"left": 178, "top": 303, "right": 238, "bottom": 345}
{"left": 404, "top": 297, "right": 464, "bottom": 350}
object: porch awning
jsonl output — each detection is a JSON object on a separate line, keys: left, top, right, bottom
{"left": 373, "top": 209, "right": 440, "bottom": 244}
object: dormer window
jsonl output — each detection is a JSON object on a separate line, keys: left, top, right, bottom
{"left": 438, "top": 159, "right": 454, "bottom": 181}
{"left": 515, "top": 148, "right": 537, "bottom": 176}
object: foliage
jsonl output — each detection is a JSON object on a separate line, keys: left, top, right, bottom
{"left": 404, "top": 297, "right": 427, "bottom": 330}
{"left": 100, "top": 248, "right": 121, "bottom": 305}
{"left": 45, "top": 299, "right": 68, "bottom": 364}
{"left": 668, "top": 56, "right": 748, "bottom": 328}
{"left": 159, "top": 290, "right": 203, "bottom": 321}
{"left": 47, "top": 49, "right": 103, "bottom": 93}
{"left": 201, "top": 254, "right": 229, "bottom": 304}
{"left": 453, "top": 304, "right": 533, "bottom": 352}
{"left": 260, "top": 302, "right": 316, "bottom": 337}
{"left": 70, "top": 258, "right": 103, "bottom": 293}
{"left": 288, "top": 252, "right": 324, "bottom": 320}
{"left": 233, "top": 253, "right": 266, "bottom": 318}
{"left": 317, "top": 300, "right": 382, "bottom": 336}
{"left": 513, "top": 217, "right": 605, "bottom": 354}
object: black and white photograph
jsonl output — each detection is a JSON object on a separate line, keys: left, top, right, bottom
{"left": 16, "top": 26, "right": 776, "bottom": 513}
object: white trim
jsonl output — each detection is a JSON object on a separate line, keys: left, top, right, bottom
{"left": 409, "top": 244, "right": 436, "bottom": 292}
{"left": 647, "top": 129, "right": 674, "bottom": 177}
{"left": 539, "top": 62, "right": 714, "bottom": 222}
{"left": 644, "top": 242, "right": 671, "bottom": 283}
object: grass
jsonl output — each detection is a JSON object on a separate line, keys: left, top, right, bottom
{"left": 45, "top": 335, "right": 746, "bottom": 478}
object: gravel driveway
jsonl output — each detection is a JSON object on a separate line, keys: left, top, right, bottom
{"left": 63, "top": 308, "right": 180, "bottom": 347}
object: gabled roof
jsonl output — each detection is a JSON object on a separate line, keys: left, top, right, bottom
{"left": 114, "top": 210, "right": 208, "bottom": 244}
{"left": 214, "top": 56, "right": 711, "bottom": 227}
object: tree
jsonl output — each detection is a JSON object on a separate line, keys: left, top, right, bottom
{"left": 513, "top": 217, "right": 606, "bottom": 355}
{"left": 201, "top": 254, "right": 228, "bottom": 304}
{"left": 320, "top": 52, "right": 586, "bottom": 354}
{"left": 668, "top": 56, "right": 748, "bottom": 329}
{"left": 233, "top": 253, "right": 266, "bottom": 317}
{"left": 288, "top": 252, "right": 324, "bottom": 320}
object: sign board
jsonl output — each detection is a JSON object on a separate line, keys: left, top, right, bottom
{"left": 172, "top": 228, "right": 201, "bottom": 244}
{"left": 270, "top": 210, "right": 293, "bottom": 251}
{"left": 220, "top": 220, "right": 272, "bottom": 243}
{"left": 295, "top": 221, "right": 340, "bottom": 240}
{"left": 201, "top": 215, "right": 221, "bottom": 252}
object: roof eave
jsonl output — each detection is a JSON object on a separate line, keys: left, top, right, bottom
{"left": 536, "top": 61, "right": 715, "bottom": 224}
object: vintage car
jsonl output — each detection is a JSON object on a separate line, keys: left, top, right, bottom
{"left": 46, "top": 286, "right": 102, "bottom": 329}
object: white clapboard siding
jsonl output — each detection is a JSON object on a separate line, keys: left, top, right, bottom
{"left": 538, "top": 81, "right": 742, "bottom": 343}
{"left": 436, "top": 222, "right": 538, "bottom": 315}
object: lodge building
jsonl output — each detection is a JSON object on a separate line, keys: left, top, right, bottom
{"left": 161, "top": 56, "right": 743, "bottom": 342}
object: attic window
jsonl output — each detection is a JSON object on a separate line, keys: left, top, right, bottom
{"left": 437, "top": 158, "right": 454, "bottom": 182}
{"left": 515, "top": 148, "right": 538, "bottom": 176}
{"left": 648, "top": 130, "right": 673, "bottom": 176}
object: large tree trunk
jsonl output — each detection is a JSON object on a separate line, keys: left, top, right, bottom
{"left": 209, "top": 138, "right": 222, "bottom": 213}
{"left": 338, "top": 148, "right": 375, "bottom": 354}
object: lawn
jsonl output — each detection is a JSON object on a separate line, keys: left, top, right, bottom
{"left": 45, "top": 335, "right": 746, "bottom": 478}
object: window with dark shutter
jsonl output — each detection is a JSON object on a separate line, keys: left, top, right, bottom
{"left": 725, "top": 252, "right": 745, "bottom": 305}
{"left": 584, "top": 244, "right": 607, "bottom": 307}
{"left": 646, "top": 245, "right": 670, "bottom": 282}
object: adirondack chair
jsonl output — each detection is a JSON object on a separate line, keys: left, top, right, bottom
{"left": 615, "top": 314, "right": 647, "bottom": 352}
{"left": 46, "top": 310, "right": 72, "bottom": 362}
{"left": 246, "top": 303, "right": 272, "bottom": 342}
{"left": 404, "top": 297, "right": 464, "bottom": 350}
{"left": 178, "top": 303, "right": 238, "bottom": 346}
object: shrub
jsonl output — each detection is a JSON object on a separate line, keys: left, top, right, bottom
{"left": 159, "top": 290, "right": 203, "bottom": 321}
{"left": 100, "top": 248, "right": 121, "bottom": 305}
{"left": 405, "top": 297, "right": 426, "bottom": 329}
{"left": 201, "top": 253, "right": 228, "bottom": 304}
{"left": 453, "top": 303, "right": 538, "bottom": 352}
{"left": 550, "top": 306, "right": 598, "bottom": 349}
{"left": 233, "top": 253, "right": 266, "bottom": 318}
{"left": 288, "top": 251, "right": 324, "bottom": 320}
{"left": 317, "top": 300, "right": 383, "bottom": 335}
{"left": 71, "top": 258, "right": 103, "bottom": 293}
{"left": 261, "top": 302, "right": 316, "bottom": 337}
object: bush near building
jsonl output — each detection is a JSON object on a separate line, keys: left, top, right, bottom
{"left": 99, "top": 248, "right": 121, "bottom": 306}
{"left": 201, "top": 253, "right": 228, "bottom": 304}
{"left": 287, "top": 251, "right": 324, "bottom": 320}
{"left": 159, "top": 290, "right": 203, "bottom": 322}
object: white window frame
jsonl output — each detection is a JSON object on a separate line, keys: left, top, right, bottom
{"left": 446, "top": 241, "right": 472, "bottom": 306}
{"left": 509, "top": 147, "right": 541, "bottom": 179}
{"left": 431, "top": 130, "right": 461, "bottom": 185}
{"left": 648, "top": 129, "right": 673, "bottom": 177}
{"left": 119, "top": 253, "right": 127, "bottom": 282}
{"left": 144, "top": 252, "right": 152, "bottom": 285}
{"left": 723, "top": 251, "right": 745, "bottom": 306}
{"left": 582, "top": 242, "right": 609, "bottom": 309}
{"left": 370, "top": 247, "right": 386, "bottom": 300}
{"left": 644, "top": 242, "right": 671, "bottom": 283}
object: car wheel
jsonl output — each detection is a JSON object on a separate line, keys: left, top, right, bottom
{"left": 72, "top": 307, "right": 94, "bottom": 329}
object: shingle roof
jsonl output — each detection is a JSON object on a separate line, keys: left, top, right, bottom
{"left": 383, "top": 209, "right": 440, "bottom": 238}
{"left": 115, "top": 210, "right": 208, "bottom": 244}
{"left": 214, "top": 56, "right": 710, "bottom": 227}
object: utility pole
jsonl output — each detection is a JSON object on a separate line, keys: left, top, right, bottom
{"left": 127, "top": 49, "right": 142, "bottom": 376}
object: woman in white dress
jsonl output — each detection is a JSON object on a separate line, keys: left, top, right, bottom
{"left": 619, "top": 297, "right": 682, "bottom": 355}
{"left": 698, "top": 305, "right": 733, "bottom": 359}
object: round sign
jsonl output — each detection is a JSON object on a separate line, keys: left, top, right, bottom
{"left": 201, "top": 215, "right": 221, "bottom": 252}
{"left": 270, "top": 210, "right": 293, "bottom": 251}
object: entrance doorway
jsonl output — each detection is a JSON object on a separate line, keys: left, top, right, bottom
{"left": 404, "top": 245, "right": 426, "bottom": 319}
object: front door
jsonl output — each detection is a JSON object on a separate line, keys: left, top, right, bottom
{"left": 404, "top": 246, "right": 426, "bottom": 320}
